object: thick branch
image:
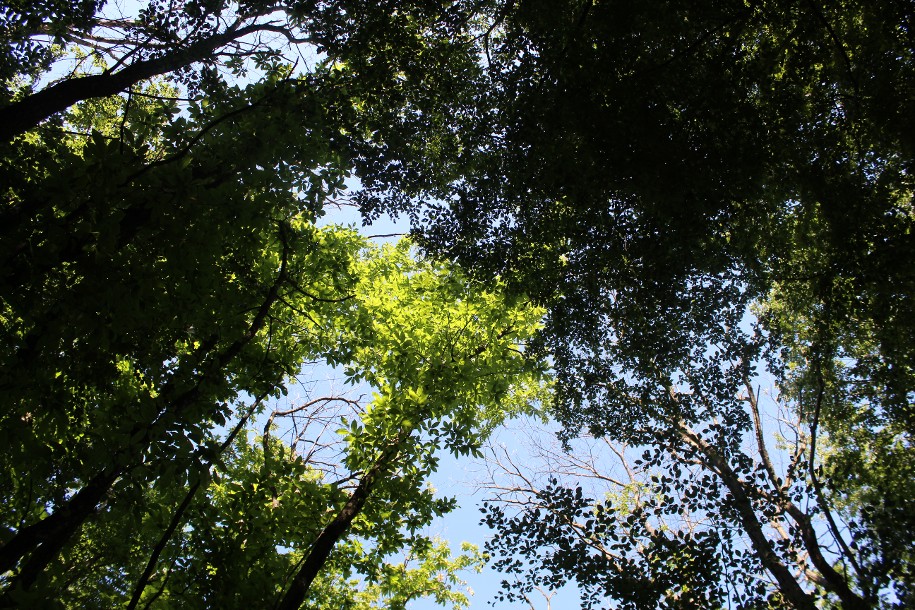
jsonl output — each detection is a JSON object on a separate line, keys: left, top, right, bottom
{"left": 0, "top": 468, "right": 121, "bottom": 595}
{"left": 0, "top": 20, "right": 278, "bottom": 140}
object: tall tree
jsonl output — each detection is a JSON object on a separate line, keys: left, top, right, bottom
{"left": 0, "top": 0, "right": 511, "bottom": 602}
{"left": 481, "top": 292, "right": 910, "bottom": 607}
{"left": 357, "top": 1, "right": 915, "bottom": 607}
{"left": 12, "top": 238, "right": 547, "bottom": 608}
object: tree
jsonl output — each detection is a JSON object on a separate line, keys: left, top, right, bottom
{"left": 14, "top": 238, "right": 547, "bottom": 608}
{"left": 360, "top": 1, "right": 914, "bottom": 607}
{"left": 474, "top": 192, "right": 914, "bottom": 605}
{"left": 4, "top": 0, "right": 913, "bottom": 607}
{"left": 0, "top": 118, "right": 513, "bottom": 604}
{"left": 1, "top": 1, "right": 542, "bottom": 604}
{"left": 273, "top": 240, "right": 549, "bottom": 609}
{"left": 370, "top": 0, "right": 914, "bottom": 414}
{"left": 393, "top": 0, "right": 915, "bottom": 335}
{"left": 480, "top": 298, "right": 910, "bottom": 608}
{"left": 1, "top": 71, "right": 356, "bottom": 595}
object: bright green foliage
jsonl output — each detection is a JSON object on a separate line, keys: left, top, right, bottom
{"left": 338, "top": 239, "right": 547, "bottom": 454}
{"left": 332, "top": 240, "right": 548, "bottom": 560}
{"left": 306, "top": 539, "right": 485, "bottom": 610}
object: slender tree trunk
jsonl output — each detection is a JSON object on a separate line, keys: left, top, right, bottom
{"left": 125, "top": 479, "right": 202, "bottom": 610}
{"left": 276, "top": 450, "right": 394, "bottom": 610}
{"left": 127, "top": 398, "right": 262, "bottom": 609}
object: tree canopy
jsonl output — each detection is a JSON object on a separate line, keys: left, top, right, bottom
{"left": 1, "top": 1, "right": 549, "bottom": 605}
{"left": 419, "top": 2, "right": 913, "bottom": 607}
{"left": 1, "top": 0, "right": 913, "bottom": 608}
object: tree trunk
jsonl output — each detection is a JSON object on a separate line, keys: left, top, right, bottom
{"left": 0, "top": 467, "right": 121, "bottom": 592}
{"left": 276, "top": 450, "right": 394, "bottom": 610}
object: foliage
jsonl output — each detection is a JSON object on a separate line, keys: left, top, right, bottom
{"left": 2, "top": 0, "right": 913, "bottom": 608}
{"left": 1, "top": 123, "right": 546, "bottom": 603}
{"left": 1, "top": 71, "right": 353, "bottom": 582}
{"left": 479, "top": 288, "right": 914, "bottom": 606}
{"left": 400, "top": 1, "right": 914, "bottom": 609}
{"left": 0, "top": 0, "right": 546, "bottom": 606}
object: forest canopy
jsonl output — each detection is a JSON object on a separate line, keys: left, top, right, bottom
{"left": 1, "top": 0, "right": 913, "bottom": 608}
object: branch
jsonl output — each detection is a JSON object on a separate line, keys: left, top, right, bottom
{"left": 675, "top": 421, "right": 817, "bottom": 610}
{"left": 0, "top": 20, "right": 280, "bottom": 140}
{"left": 121, "top": 91, "right": 270, "bottom": 184}
{"left": 126, "top": 392, "right": 269, "bottom": 609}
{"left": 262, "top": 395, "right": 362, "bottom": 454}
{"left": 744, "top": 374, "right": 785, "bottom": 494}
{"left": 276, "top": 442, "right": 401, "bottom": 610}
{"left": 804, "top": 357, "right": 866, "bottom": 602}
{"left": 287, "top": 279, "right": 355, "bottom": 304}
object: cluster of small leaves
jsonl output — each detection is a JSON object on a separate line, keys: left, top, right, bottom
{"left": 481, "top": 476, "right": 735, "bottom": 610}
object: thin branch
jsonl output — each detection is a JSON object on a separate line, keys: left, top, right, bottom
{"left": 122, "top": 91, "right": 273, "bottom": 184}
{"left": 807, "top": 356, "right": 865, "bottom": 588}
{"left": 365, "top": 233, "right": 406, "bottom": 240}
{"left": 744, "top": 375, "right": 785, "bottom": 494}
